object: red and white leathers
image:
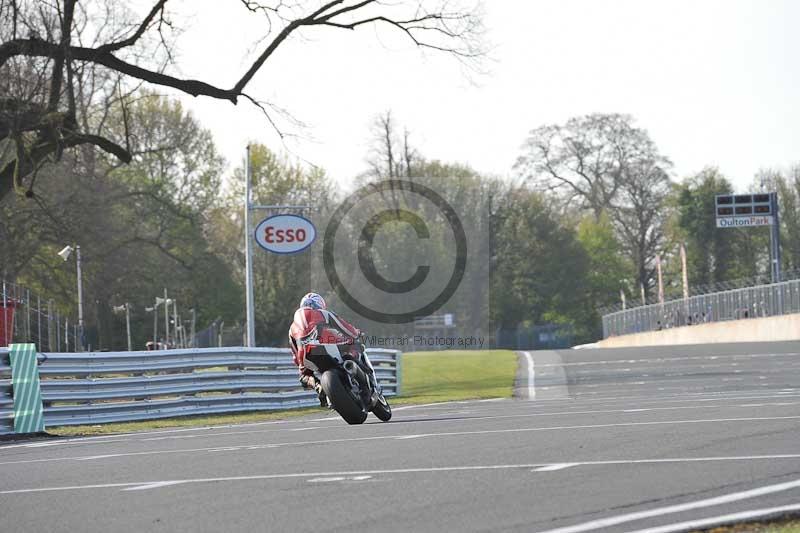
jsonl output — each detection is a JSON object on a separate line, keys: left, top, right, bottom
{"left": 288, "top": 306, "right": 361, "bottom": 377}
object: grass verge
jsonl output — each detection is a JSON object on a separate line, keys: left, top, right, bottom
{"left": 48, "top": 349, "right": 518, "bottom": 437}
{"left": 394, "top": 349, "right": 517, "bottom": 405}
{"left": 692, "top": 517, "right": 800, "bottom": 532}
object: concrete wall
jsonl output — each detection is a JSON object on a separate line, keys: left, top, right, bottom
{"left": 598, "top": 313, "right": 800, "bottom": 348}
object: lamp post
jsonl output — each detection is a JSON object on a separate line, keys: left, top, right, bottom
{"left": 58, "top": 245, "right": 84, "bottom": 351}
{"left": 145, "top": 302, "right": 157, "bottom": 348}
{"left": 113, "top": 303, "right": 132, "bottom": 351}
{"left": 149, "top": 292, "right": 172, "bottom": 348}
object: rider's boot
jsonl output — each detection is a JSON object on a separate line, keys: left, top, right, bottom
{"left": 314, "top": 383, "right": 329, "bottom": 408}
{"left": 301, "top": 374, "right": 329, "bottom": 408}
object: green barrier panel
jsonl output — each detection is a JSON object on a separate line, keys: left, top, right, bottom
{"left": 9, "top": 343, "right": 44, "bottom": 433}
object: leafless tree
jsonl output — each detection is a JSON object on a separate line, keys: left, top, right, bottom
{"left": 515, "top": 113, "right": 673, "bottom": 295}
{"left": 0, "top": 0, "right": 484, "bottom": 200}
{"left": 365, "top": 110, "right": 420, "bottom": 179}
{"left": 515, "top": 114, "right": 670, "bottom": 219}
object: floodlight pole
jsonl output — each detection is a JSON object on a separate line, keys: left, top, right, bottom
{"left": 75, "top": 245, "right": 84, "bottom": 352}
{"left": 244, "top": 145, "right": 256, "bottom": 348}
{"left": 152, "top": 299, "right": 158, "bottom": 347}
{"left": 163, "top": 288, "right": 170, "bottom": 347}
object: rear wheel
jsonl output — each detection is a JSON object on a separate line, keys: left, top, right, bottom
{"left": 371, "top": 393, "right": 392, "bottom": 422}
{"left": 321, "top": 370, "right": 368, "bottom": 425}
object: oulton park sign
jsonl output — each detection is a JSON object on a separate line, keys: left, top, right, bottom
{"left": 716, "top": 215, "right": 774, "bottom": 228}
{"left": 715, "top": 193, "right": 775, "bottom": 229}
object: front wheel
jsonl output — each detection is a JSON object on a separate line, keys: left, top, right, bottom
{"left": 371, "top": 393, "right": 392, "bottom": 422}
{"left": 321, "top": 370, "right": 368, "bottom": 425}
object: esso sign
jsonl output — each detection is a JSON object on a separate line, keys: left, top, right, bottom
{"left": 254, "top": 214, "right": 316, "bottom": 254}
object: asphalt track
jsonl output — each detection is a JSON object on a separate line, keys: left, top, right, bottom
{"left": 1, "top": 341, "right": 800, "bottom": 532}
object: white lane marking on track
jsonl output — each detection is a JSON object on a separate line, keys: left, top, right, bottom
{"left": 627, "top": 502, "right": 800, "bottom": 533}
{"left": 307, "top": 475, "right": 372, "bottom": 483}
{"left": 532, "top": 463, "right": 577, "bottom": 472}
{"left": 0, "top": 418, "right": 340, "bottom": 450}
{"left": 537, "top": 478, "right": 800, "bottom": 533}
{"left": 122, "top": 481, "right": 186, "bottom": 492}
{"left": 557, "top": 391, "right": 800, "bottom": 406}
{"left": 392, "top": 400, "right": 478, "bottom": 412}
{"left": 3, "top": 391, "right": 795, "bottom": 452}
{"left": 5, "top": 417, "right": 800, "bottom": 467}
{"left": 4, "top": 459, "right": 800, "bottom": 495}
{"left": 523, "top": 351, "right": 536, "bottom": 399}
{"left": 542, "top": 352, "right": 800, "bottom": 367}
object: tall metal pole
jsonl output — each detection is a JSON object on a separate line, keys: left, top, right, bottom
{"left": 163, "top": 288, "right": 169, "bottom": 348}
{"left": 770, "top": 192, "right": 782, "bottom": 284}
{"left": 190, "top": 308, "right": 196, "bottom": 348}
{"left": 36, "top": 294, "right": 41, "bottom": 347}
{"left": 173, "top": 299, "right": 179, "bottom": 348}
{"left": 125, "top": 303, "right": 132, "bottom": 351}
{"left": 152, "top": 298, "right": 158, "bottom": 347}
{"left": 244, "top": 145, "right": 256, "bottom": 347}
{"left": 76, "top": 245, "right": 84, "bottom": 351}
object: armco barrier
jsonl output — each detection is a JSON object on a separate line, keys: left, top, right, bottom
{"left": 0, "top": 348, "right": 13, "bottom": 434}
{"left": 0, "top": 346, "right": 401, "bottom": 434}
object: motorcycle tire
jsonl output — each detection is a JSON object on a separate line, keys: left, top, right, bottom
{"left": 321, "top": 369, "right": 368, "bottom": 425}
{"left": 371, "top": 393, "right": 392, "bottom": 422}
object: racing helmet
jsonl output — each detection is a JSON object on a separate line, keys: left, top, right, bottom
{"left": 300, "top": 292, "right": 326, "bottom": 310}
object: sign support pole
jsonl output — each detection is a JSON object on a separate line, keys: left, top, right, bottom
{"left": 769, "top": 192, "right": 782, "bottom": 284}
{"left": 244, "top": 146, "right": 256, "bottom": 348}
{"left": 243, "top": 145, "right": 316, "bottom": 348}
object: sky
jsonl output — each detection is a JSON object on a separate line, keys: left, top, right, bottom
{"left": 156, "top": 0, "right": 800, "bottom": 191}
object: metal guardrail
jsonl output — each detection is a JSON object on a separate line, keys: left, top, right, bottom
{"left": 0, "top": 348, "right": 13, "bottom": 434}
{"left": 0, "top": 347, "right": 401, "bottom": 433}
{"left": 602, "top": 279, "right": 800, "bottom": 338}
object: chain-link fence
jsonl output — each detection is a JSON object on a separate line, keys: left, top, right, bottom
{"left": 1, "top": 281, "right": 80, "bottom": 351}
{"left": 192, "top": 319, "right": 245, "bottom": 348}
{"left": 602, "top": 279, "right": 800, "bottom": 338}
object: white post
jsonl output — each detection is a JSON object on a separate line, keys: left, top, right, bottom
{"left": 152, "top": 298, "right": 158, "bottom": 347}
{"left": 125, "top": 303, "right": 132, "bottom": 351}
{"left": 76, "top": 245, "right": 84, "bottom": 351}
{"left": 190, "top": 308, "right": 196, "bottom": 348}
{"left": 163, "top": 288, "right": 169, "bottom": 348}
{"left": 173, "top": 299, "right": 179, "bottom": 348}
{"left": 244, "top": 145, "right": 256, "bottom": 347}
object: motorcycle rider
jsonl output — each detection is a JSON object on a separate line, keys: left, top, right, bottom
{"left": 288, "top": 292, "right": 377, "bottom": 407}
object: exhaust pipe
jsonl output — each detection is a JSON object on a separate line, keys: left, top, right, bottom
{"left": 343, "top": 360, "right": 368, "bottom": 387}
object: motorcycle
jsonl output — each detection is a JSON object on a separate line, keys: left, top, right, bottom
{"left": 302, "top": 338, "right": 392, "bottom": 425}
